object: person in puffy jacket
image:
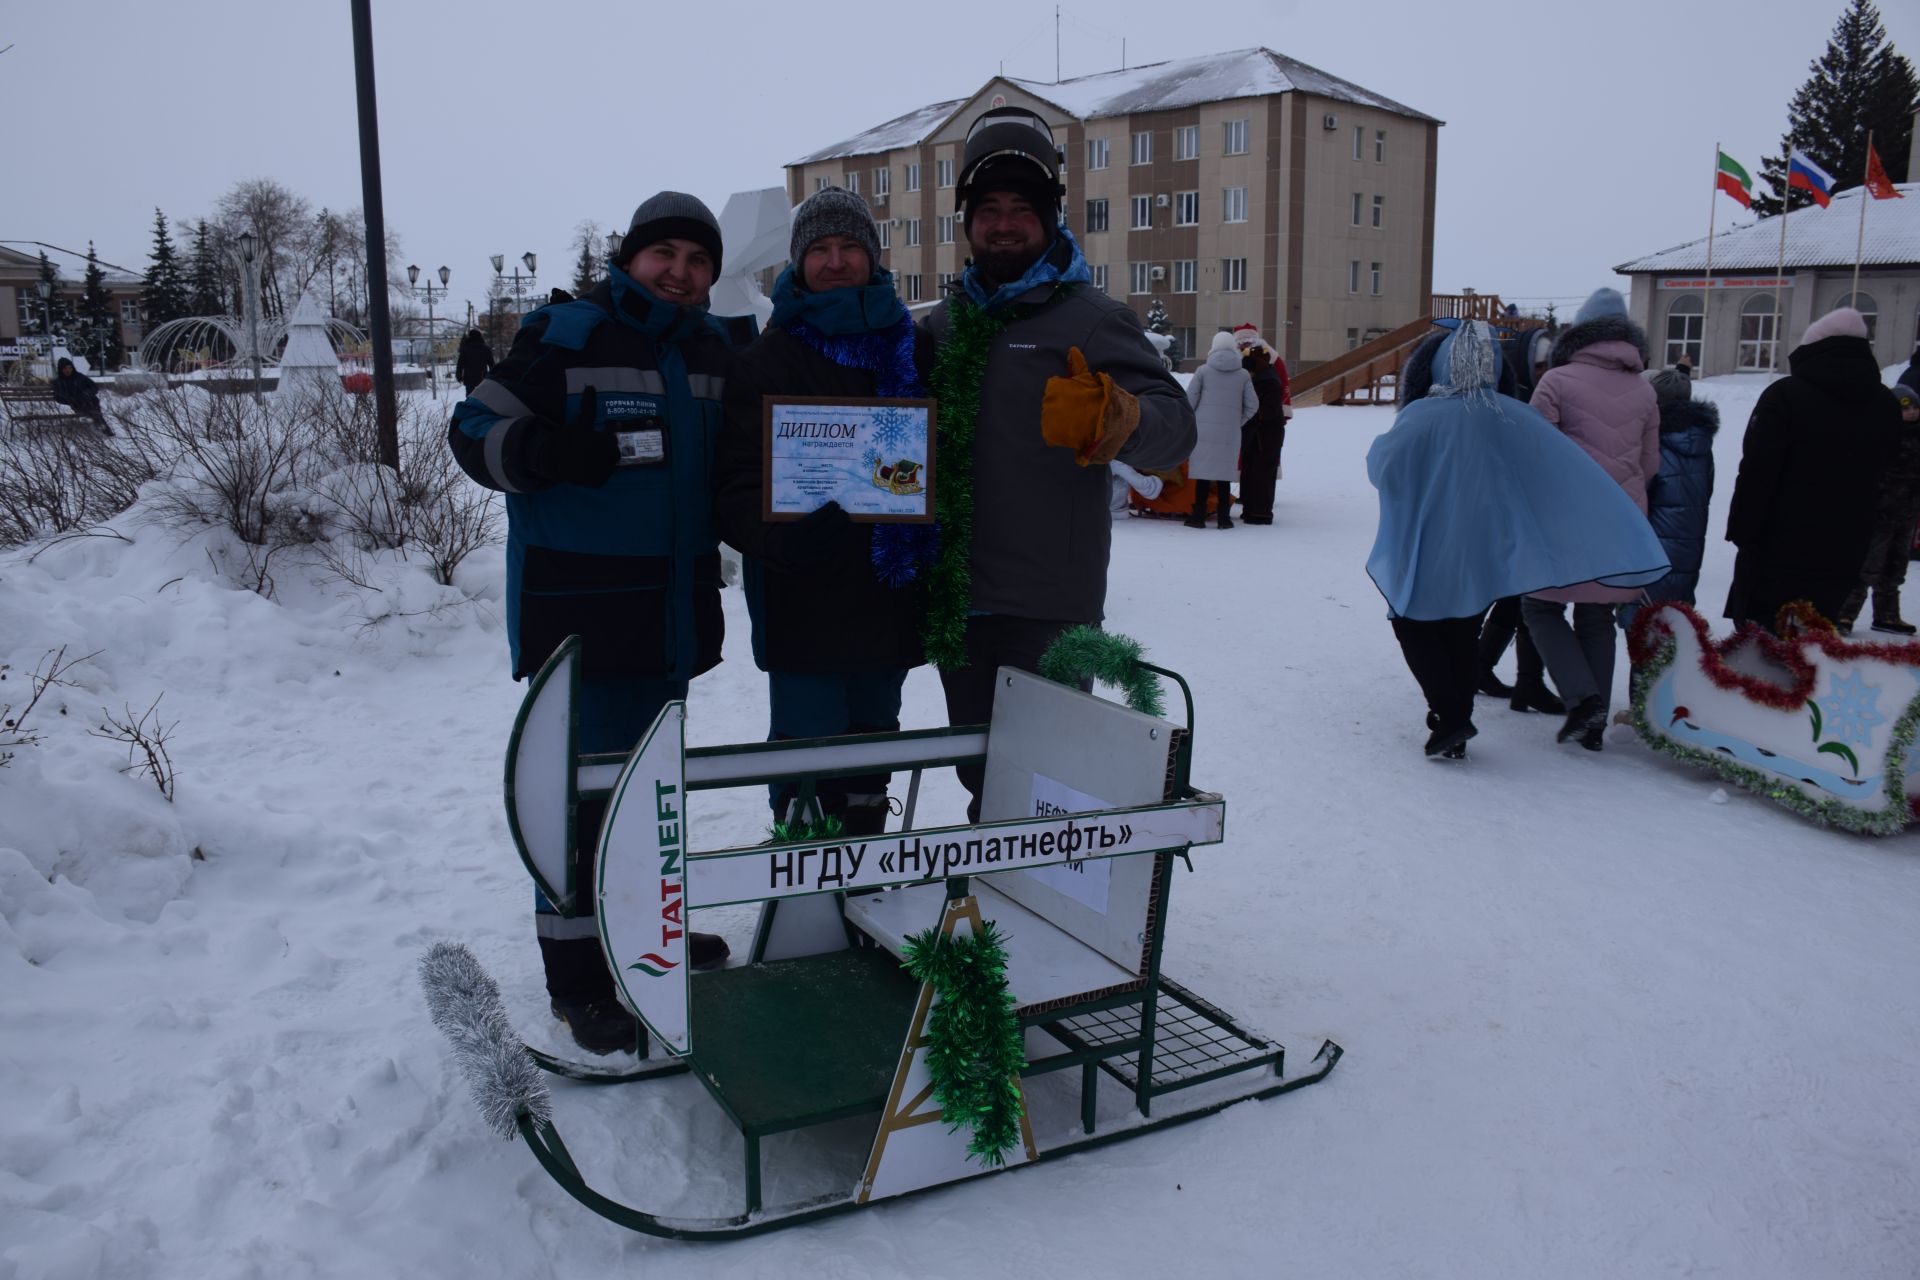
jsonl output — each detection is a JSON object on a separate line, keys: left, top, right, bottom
{"left": 1520, "top": 288, "right": 1664, "bottom": 752}
{"left": 1184, "top": 330, "right": 1258, "bottom": 528}
{"left": 1724, "top": 307, "right": 1899, "bottom": 633}
{"left": 50, "top": 357, "right": 104, "bottom": 423}
{"left": 1836, "top": 381, "right": 1920, "bottom": 634}
{"left": 1618, "top": 368, "right": 1718, "bottom": 632}
{"left": 1232, "top": 324, "right": 1289, "bottom": 525}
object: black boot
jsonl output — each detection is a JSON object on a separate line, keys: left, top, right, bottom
{"left": 1476, "top": 667, "right": 1514, "bottom": 698}
{"left": 690, "top": 931, "right": 730, "bottom": 969}
{"left": 550, "top": 998, "right": 640, "bottom": 1055}
{"left": 1423, "top": 713, "right": 1477, "bottom": 758}
{"left": 1556, "top": 695, "right": 1606, "bottom": 746}
{"left": 1510, "top": 678, "right": 1565, "bottom": 714}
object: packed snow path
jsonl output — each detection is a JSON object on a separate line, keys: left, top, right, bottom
{"left": 1, "top": 377, "right": 1915, "bottom": 1277}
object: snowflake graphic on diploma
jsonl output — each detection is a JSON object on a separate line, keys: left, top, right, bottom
{"left": 868, "top": 406, "right": 924, "bottom": 456}
{"left": 1821, "top": 670, "right": 1886, "bottom": 749}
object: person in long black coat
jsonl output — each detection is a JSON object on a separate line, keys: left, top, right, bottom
{"left": 1237, "top": 341, "right": 1287, "bottom": 523}
{"left": 453, "top": 330, "right": 493, "bottom": 395}
{"left": 1724, "top": 308, "right": 1900, "bottom": 632}
{"left": 50, "top": 357, "right": 103, "bottom": 420}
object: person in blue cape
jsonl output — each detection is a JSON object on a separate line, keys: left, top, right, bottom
{"left": 1366, "top": 320, "right": 1669, "bottom": 759}
{"left": 715, "top": 188, "right": 933, "bottom": 835}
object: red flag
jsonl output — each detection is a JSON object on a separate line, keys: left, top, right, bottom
{"left": 1866, "top": 141, "right": 1903, "bottom": 199}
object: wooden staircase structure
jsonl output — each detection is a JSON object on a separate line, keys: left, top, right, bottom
{"left": 1290, "top": 294, "right": 1548, "bottom": 408}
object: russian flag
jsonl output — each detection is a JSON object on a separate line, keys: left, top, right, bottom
{"left": 1787, "top": 153, "right": 1835, "bottom": 208}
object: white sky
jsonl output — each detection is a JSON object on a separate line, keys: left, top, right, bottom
{"left": 4, "top": 0, "right": 1914, "bottom": 319}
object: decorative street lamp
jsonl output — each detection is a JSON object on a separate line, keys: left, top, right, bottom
{"left": 494, "top": 251, "right": 538, "bottom": 328}
{"left": 407, "top": 263, "right": 451, "bottom": 392}
{"left": 33, "top": 278, "right": 50, "bottom": 350}
{"left": 236, "top": 231, "right": 264, "bottom": 403}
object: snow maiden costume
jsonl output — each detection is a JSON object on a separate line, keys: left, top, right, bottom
{"left": 1366, "top": 319, "right": 1668, "bottom": 758}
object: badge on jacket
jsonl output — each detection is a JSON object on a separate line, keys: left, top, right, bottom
{"left": 602, "top": 392, "right": 668, "bottom": 467}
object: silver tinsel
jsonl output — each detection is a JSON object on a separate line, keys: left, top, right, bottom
{"left": 419, "top": 941, "right": 553, "bottom": 1138}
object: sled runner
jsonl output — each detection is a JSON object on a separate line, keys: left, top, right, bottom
{"left": 1629, "top": 601, "right": 1920, "bottom": 835}
{"left": 425, "top": 636, "right": 1341, "bottom": 1238}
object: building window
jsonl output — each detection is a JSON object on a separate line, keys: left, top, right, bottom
{"left": 873, "top": 167, "right": 890, "bottom": 199}
{"left": 1088, "top": 137, "right": 1109, "bottom": 170}
{"left": 1835, "top": 292, "right": 1879, "bottom": 341}
{"left": 1172, "top": 260, "right": 1196, "bottom": 293}
{"left": 937, "top": 214, "right": 955, "bottom": 245}
{"left": 1370, "top": 262, "right": 1382, "bottom": 295}
{"left": 1353, "top": 124, "right": 1364, "bottom": 160}
{"left": 1129, "top": 262, "right": 1151, "bottom": 295}
{"left": 1090, "top": 263, "right": 1108, "bottom": 294}
{"left": 1664, "top": 295, "right": 1703, "bottom": 367}
{"left": 17, "top": 294, "right": 37, "bottom": 329}
{"left": 905, "top": 218, "right": 921, "bottom": 247}
{"left": 1174, "top": 125, "right": 1199, "bottom": 160}
{"left": 1348, "top": 260, "right": 1361, "bottom": 294}
{"left": 1352, "top": 192, "right": 1363, "bottom": 226}
{"left": 1346, "top": 327, "right": 1361, "bottom": 350}
{"left": 1130, "top": 131, "right": 1153, "bottom": 166}
{"left": 876, "top": 221, "right": 891, "bottom": 250}
{"left": 120, "top": 299, "right": 141, "bottom": 325}
{"left": 845, "top": 172, "right": 860, "bottom": 195}
{"left": 1174, "top": 191, "right": 1199, "bottom": 225}
{"left": 905, "top": 162, "right": 920, "bottom": 192}
{"left": 1222, "top": 187, "right": 1248, "bottom": 223}
{"left": 936, "top": 158, "right": 954, "bottom": 188}
{"left": 814, "top": 176, "right": 829, "bottom": 192}
{"left": 1174, "top": 327, "right": 1196, "bottom": 365}
{"left": 1738, "top": 294, "right": 1779, "bottom": 370}
{"left": 1222, "top": 258, "right": 1247, "bottom": 292}
{"left": 1223, "top": 119, "right": 1248, "bottom": 155}
{"left": 1131, "top": 195, "right": 1153, "bottom": 229}
{"left": 937, "top": 271, "right": 956, "bottom": 291}
{"left": 1086, "top": 198, "right": 1110, "bottom": 233}
{"left": 1375, "top": 129, "right": 1386, "bottom": 163}
{"left": 1372, "top": 195, "right": 1385, "bottom": 228}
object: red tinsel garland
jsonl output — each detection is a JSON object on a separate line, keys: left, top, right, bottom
{"left": 1626, "top": 600, "right": 1920, "bottom": 713}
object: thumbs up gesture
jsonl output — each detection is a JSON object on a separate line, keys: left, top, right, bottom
{"left": 1040, "top": 346, "right": 1140, "bottom": 466}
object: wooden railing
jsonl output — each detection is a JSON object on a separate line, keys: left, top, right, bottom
{"left": 1291, "top": 316, "right": 1436, "bottom": 408}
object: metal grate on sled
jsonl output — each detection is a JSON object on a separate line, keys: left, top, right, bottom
{"left": 1046, "top": 977, "right": 1285, "bottom": 1094}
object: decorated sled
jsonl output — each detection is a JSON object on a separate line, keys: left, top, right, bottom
{"left": 423, "top": 634, "right": 1340, "bottom": 1239}
{"left": 1628, "top": 601, "right": 1920, "bottom": 835}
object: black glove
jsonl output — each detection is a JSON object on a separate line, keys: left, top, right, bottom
{"left": 524, "top": 386, "right": 618, "bottom": 488}
{"left": 762, "top": 502, "right": 850, "bottom": 571}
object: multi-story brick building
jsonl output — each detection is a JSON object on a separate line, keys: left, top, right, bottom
{"left": 785, "top": 47, "right": 1440, "bottom": 370}
{"left": 0, "top": 241, "right": 145, "bottom": 365}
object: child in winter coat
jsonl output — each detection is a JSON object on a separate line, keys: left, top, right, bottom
{"left": 1618, "top": 368, "right": 1718, "bottom": 632}
{"left": 1838, "top": 382, "right": 1920, "bottom": 634}
{"left": 1183, "top": 330, "right": 1258, "bottom": 528}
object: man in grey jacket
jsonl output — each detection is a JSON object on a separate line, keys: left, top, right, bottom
{"left": 922, "top": 108, "right": 1196, "bottom": 818}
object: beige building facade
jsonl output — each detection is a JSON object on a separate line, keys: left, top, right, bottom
{"left": 0, "top": 241, "right": 145, "bottom": 363}
{"left": 785, "top": 48, "right": 1439, "bottom": 370}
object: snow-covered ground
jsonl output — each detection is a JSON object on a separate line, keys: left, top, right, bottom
{"left": 3, "top": 375, "right": 1917, "bottom": 1279}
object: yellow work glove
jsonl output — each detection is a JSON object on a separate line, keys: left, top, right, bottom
{"left": 1040, "top": 347, "right": 1141, "bottom": 467}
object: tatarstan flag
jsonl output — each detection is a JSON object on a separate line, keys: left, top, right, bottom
{"left": 1716, "top": 151, "right": 1753, "bottom": 208}
{"left": 1866, "top": 140, "right": 1903, "bottom": 199}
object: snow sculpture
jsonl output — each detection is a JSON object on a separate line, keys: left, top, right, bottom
{"left": 706, "top": 186, "right": 792, "bottom": 326}
{"left": 274, "top": 291, "right": 341, "bottom": 404}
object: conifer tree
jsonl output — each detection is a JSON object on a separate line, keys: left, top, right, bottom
{"left": 30, "top": 251, "right": 73, "bottom": 338}
{"left": 1754, "top": 0, "right": 1918, "bottom": 215}
{"left": 141, "top": 208, "right": 191, "bottom": 333}
{"left": 187, "top": 219, "right": 223, "bottom": 318}
{"left": 80, "top": 242, "right": 120, "bottom": 369}
{"left": 570, "top": 220, "right": 605, "bottom": 297}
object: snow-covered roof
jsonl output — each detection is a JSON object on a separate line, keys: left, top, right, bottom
{"left": 790, "top": 98, "right": 968, "bottom": 166}
{"left": 0, "top": 240, "right": 143, "bottom": 286}
{"left": 1010, "top": 47, "right": 1439, "bottom": 124}
{"left": 790, "top": 47, "right": 1437, "bottom": 165}
{"left": 1614, "top": 184, "right": 1920, "bottom": 273}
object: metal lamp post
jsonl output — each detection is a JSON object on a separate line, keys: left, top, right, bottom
{"left": 33, "top": 278, "right": 50, "bottom": 355}
{"left": 495, "top": 251, "right": 538, "bottom": 328}
{"left": 236, "top": 231, "right": 264, "bottom": 403}
{"left": 406, "top": 263, "right": 452, "bottom": 392}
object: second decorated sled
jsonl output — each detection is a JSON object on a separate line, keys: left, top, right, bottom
{"left": 424, "top": 634, "right": 1340, "bottom": 1238}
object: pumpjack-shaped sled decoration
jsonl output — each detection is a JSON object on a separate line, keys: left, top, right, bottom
{"left": 424, "top": 634, "right": 1341, "bottom": 1239}
{"left": 1629, "top": 601, "right": 1920, "bottom": 835}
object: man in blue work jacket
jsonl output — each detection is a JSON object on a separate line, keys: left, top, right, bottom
{"left": 449, "top": 191, "right": 739, "bottom": 1055}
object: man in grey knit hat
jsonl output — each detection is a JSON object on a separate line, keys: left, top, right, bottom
{"left": 449, "top": 189, "right": 740, "bottom": 1056}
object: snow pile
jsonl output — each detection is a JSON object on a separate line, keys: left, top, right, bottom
{"left": 1, "top": 374, "right": 1917, "bottom": 1277}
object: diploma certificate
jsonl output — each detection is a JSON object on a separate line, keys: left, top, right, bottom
{"left": 762, "top": 396, "right": 936, "bottom": 523}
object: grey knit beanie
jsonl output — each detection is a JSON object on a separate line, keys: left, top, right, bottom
{"left": 617, "top": 191, "right": 723, "bottom": 275}
{"left": 789, "top": 187, "right": 881, "bottom": 278}
{"left": 1574, "top": 287, "right": 1628, "bottom": 325}
{"left": 1646, "top": 368, "right": 1692, "bottom": 403}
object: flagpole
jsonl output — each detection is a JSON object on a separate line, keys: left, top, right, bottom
{"left": 1703, "top": 141, "right": 1720, "bottom": 375}
{"left": 1852, "top": 130, "right": 1872, "bottom": 299}
{"left": 1773, "top": 150, "right": 1791, "bottom": 371}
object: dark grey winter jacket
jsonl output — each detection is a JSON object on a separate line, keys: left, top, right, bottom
{"left": 923, "top": 280, "right": 1195, "bottom": 624}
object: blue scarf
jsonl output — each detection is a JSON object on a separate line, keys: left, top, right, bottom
{"left": 960, "top": 227, "right": 1092, "bottom": 312}
{"left": 772, "top": 265, "right": 937, "bottom": 585}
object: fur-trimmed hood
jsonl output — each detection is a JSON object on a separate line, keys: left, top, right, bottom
{"left": 1396, "top": 330, "right": 1446, "bottom": 408}
{"left": 1658, "top": 397, "right": 1719, "bottom": 438}
{"left": 1551, "top": 314, "right": 1650, "bottom": 369}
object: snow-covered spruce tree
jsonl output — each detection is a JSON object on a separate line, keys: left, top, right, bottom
{"left": 141, "top": 209, "right": 191, "bottom": 334}
{"left": 80, "top": 243, "right": 119, "bottom": 370}
{"left": 186, "top": 220, "right": 223, "bottom": 319}
{"left": 1753, "top": 0, "right": 1918, "bottom": 215}
{"left": 1144, "top": 297, "right": 1174, "bottom": 362}
{"left": 570, "top": 220, "right": 605, "bottom": 298}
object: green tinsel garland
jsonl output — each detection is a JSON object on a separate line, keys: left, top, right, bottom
{"left": 1629, "top": 635, "right": 1920, "bottom": 836}
{"left": 767, "top": 813, "right": 845, "bottom": 844}
{"left": 1037, "top": 626, "right": 1166, "bottom": 718}
{"left": 899, "top": 919, "right": 1025, "bottom": 1166}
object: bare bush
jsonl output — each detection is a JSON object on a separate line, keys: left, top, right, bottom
{"left": 91, "top": 694, "right": 179, "bottom": 800}
{"left": 0, "top": 645, "right": 98, "bottom": 768}
{"left": 0, "top": 413, "right": 164, "bottom": 548}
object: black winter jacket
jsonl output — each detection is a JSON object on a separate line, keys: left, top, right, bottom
{"left": 1643, "top": 397, "right": 1718, "bottom": 606}
{"left": 1724, "top": 334, "right": 1899, "bottom": 610}
{"left": 716, "top": 326, "right": 932, "bottom": 673}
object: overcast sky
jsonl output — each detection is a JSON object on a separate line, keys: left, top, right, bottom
{"left": 6, "top": 0, "right": 1914, "bottom": 320}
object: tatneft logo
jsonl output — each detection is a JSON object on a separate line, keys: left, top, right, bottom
{"left": 1005, "top": 342, "right": 1039, "bottom": 350}
{"left": 627, "top": 777, "right": 686, "bottom": 979}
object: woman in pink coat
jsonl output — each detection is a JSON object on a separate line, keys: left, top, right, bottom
{"left": 1519, "top": 288, "right": 1663, "bottom": 751}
